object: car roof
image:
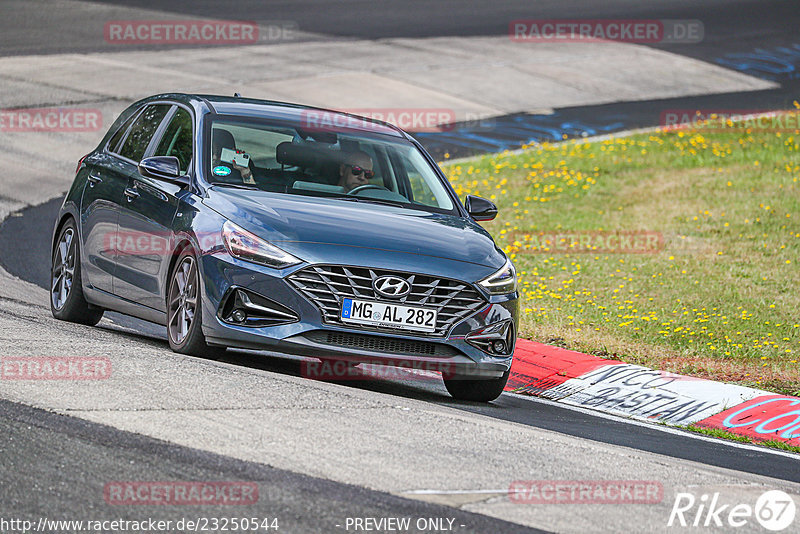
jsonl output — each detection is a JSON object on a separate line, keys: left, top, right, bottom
{"left": 150, "top": 93, "right": 405, "bottom": 138}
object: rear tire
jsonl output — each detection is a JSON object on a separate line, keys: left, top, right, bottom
{"left": 50, "top": 218, "right": 104, "bottom": 326}
{"left": 166, "top": 248, "right": 226, "bottom": 360}
{"left": 443, "top": 370, "right": 510, "bottom": 402}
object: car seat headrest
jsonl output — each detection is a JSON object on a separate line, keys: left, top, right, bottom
{"left": 276, "top": 142, "right": 341, "bottom": 168}
{"left": 212, "top": 128, "right": 236, "bottom": 154}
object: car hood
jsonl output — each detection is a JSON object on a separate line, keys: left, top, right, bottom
{"left": 203, "top": 188, "right": 503, "bottom": 269}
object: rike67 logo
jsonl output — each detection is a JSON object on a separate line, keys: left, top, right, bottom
{"left": 668, "top": 489, "right": 796, "bottom": 531}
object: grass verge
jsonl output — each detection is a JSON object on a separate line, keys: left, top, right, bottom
{"left": 686, "top": 424, "right": 800, "bottom": 454}
{"left": 442, "top": 109, "right": 800, "bottom": 395}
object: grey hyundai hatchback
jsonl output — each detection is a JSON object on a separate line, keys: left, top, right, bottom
{"left": 50, "top": 93, "right": 518, "bottom": 401}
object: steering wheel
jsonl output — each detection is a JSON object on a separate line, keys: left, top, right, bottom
{"left": 347, "top": 184, "right": 388, "bottom": 195}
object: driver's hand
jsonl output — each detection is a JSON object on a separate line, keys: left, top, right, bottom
{"left": 232, "top": 163, "right": 253, "bottom": 183}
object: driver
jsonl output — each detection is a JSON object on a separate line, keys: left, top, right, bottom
{"left": 211, "top": 129, "right": 254, "bottom": 184}
{"left": 338, "top": 150, "right": 374, "bottom": 193}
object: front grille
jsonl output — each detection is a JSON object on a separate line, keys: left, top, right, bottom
{"left": 288, "top": 265, "right": 486, "bottom": 337}
{"left": 304, "top": 330, "right": 460, "bottom": 358}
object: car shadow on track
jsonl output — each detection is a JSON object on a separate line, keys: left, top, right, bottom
{"left": 96, "top": 317, "right": 486, "bottom": 406}
{"left": 222, "top": 348, "right": 483, "bottom": 406}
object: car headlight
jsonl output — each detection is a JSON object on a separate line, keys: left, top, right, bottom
{"left": 478, "top": 258, "right": 517, "bottom": 295}
{"left": 222, "top": 220, "right": 302, "bottom": 268}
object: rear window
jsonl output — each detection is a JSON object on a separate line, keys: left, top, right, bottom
{"left": 117, "top": 104, "right": 171, "bottom": 162}
{"left": 107, "top": 110, "right": 140, "bottom": 153}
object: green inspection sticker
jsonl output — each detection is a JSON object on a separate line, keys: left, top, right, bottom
{"left": 212, "top": 165, "right": 231, "bottom": 176}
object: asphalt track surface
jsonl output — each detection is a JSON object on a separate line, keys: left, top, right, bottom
{"left": 2, "top": 198, "right": 799, "bottom": 487}
{"left": 0, "top": 398, "right": 540, "bottom": 533}
{"left": 417, "top": 86, "right": 800, "bottom": 159}
{"left": 4, "top": 0, "right": 799, "bottom": 159}
{"left": 1, "top": 0, "right": 796, "bottom": 61}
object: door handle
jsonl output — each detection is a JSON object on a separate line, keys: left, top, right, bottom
{"left": 87, "top": 173, "right": 102, "bottom": 187}
{"left": 136, "top": 181, "right": 168, "bottom": 202}
{"left": 124, "top": 187, "right": 140, "bottom": 201}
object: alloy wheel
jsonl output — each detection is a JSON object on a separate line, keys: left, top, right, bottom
{"left": 168, "top": 256, "right": 198, "bottom": 345}
{"left": 51, "top": 228, "right": 75, "bottom": 310}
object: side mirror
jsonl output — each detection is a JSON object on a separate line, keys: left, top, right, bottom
{"left": 138, "top": 156, "right": 188, "bottom": 185}
{"left": 464, "top": 195, "right": 498, "bottom": 221}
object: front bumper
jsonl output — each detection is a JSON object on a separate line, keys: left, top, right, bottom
{"left": 200, "top": 253, "right": 518, "bottom": 378}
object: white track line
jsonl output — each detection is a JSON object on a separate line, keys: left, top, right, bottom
{"left": 505, "top": 392, "right": 800, "bottom": 461}
{"left": 404, "top": 489, "right": 509, "bottom": 495}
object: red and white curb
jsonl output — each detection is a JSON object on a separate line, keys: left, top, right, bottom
{"left": 504, "top": 339, "right": 800, "bottom": 448}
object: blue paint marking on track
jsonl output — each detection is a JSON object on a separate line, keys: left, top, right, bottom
{"left": 716, "top": 43, "right": 800, "bottom": 81}
{"left": 415, "top": 111, "right": 628, "bottom": 159}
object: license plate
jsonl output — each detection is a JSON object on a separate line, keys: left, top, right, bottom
{"left": 340, "top": 298, "right": 437, "bottom": 333}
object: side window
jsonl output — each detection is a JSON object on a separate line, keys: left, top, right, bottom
{"left": 407, "top": 167, "right": 437, "bottom": 205}
{"left": 117, "top": 104, "right": 171, "bottom": 163}
{"left": 107, "top": 110, "right": 140, "bottom": 153}
{"left": 393, "top": 150, "right": 451, "bottom": 208}
{"left": 152, "top": 108, "right": 193, "bottom": 175}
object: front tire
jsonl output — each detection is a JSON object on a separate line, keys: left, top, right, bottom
{"left": 50, "top": 218, "right": 104, "bottom": 325}
{"left": 443, "top": 370, "right": 510, "bottom": 402}
{"left": 166, "top": 248, "right": 225, "bottom": 359}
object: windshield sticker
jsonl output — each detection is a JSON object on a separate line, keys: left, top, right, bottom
{"left": 212, "top": 165, "right": 232, "bottom": 177}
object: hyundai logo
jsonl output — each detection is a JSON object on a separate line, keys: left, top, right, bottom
{"left": 373, "top": 275, "right": 411, "bottom": 298}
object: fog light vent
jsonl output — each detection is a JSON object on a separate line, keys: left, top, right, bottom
{"left": 218, "top": 287, "right": 299, "bottom": 327}
{"left": 465, "top": 320, "right": 515, "bottom": 356}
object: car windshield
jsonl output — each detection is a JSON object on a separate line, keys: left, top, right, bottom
{"left": 206, "top": 117, "right": 455, "bottom": 213}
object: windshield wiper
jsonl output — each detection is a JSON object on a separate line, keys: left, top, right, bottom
{"left": 328, "top": 195, "right": 407, "bottom": 208}
{"left": 211, "top": 183, "right": 260, "bottom": 191}
{"left": 356, "top": 198, "right": 408, "bottom": 208}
